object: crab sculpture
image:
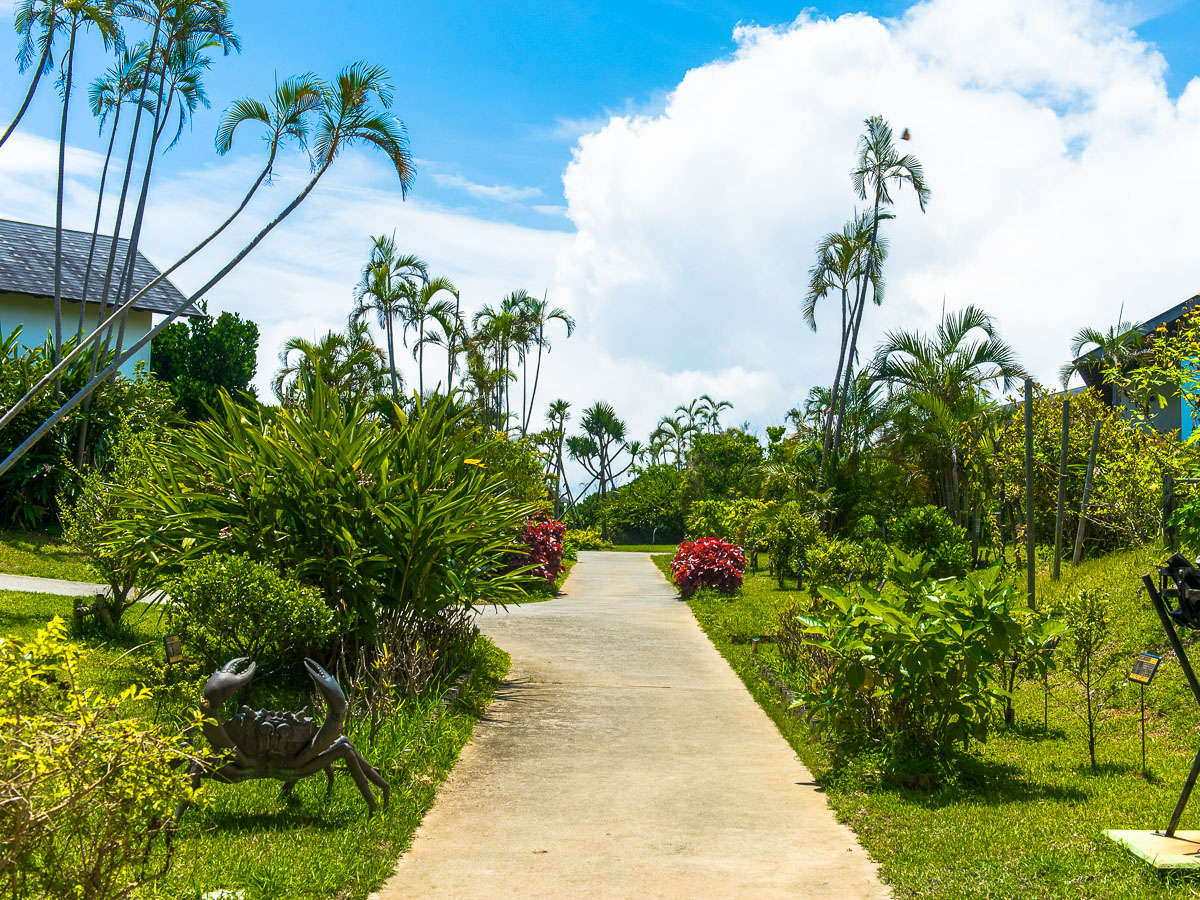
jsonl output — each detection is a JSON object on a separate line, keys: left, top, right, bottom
{"left": 183, "top": 657, "right": 390, "bottom": 816}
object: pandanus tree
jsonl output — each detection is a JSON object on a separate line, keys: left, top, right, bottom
{"left": 568, "top": 402, "right": 640, "bottom": 538}
{"left": 0, "top": 61, "right": 415, "bottom": 478}
{"left": 832, "top": 116, "right": 930, "bottom": 457}
{"left": 873, "top": 304, "right": 1025, "bottom": 520}
{"left": 353, "top": 236, "right": 427, "bottom": 398}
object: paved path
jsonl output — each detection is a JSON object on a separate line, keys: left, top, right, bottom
{"left": 379, "top": 551, "right": 887, "bottom": 899}
{"left": 0, "top": 573, "right": 107, "bottom": 597}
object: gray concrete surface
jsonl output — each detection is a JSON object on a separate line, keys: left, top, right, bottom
{"left": 0, "top": 572, "right": 107, "bottom": 597}
{"left": 378, "top": 551, "right": 888, "bottom": 899}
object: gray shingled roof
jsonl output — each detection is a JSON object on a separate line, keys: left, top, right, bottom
{"left": 0, "top": 218, "right": 201, "bottom": 317}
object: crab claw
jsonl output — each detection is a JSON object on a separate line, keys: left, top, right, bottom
{"left": 295, "top": 658, "right": 347, "bottom": 764}
{"left": 202, "top": 657, "right": 256, "bottom": 712}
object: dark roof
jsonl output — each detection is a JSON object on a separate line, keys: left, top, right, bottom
{"left": 1072, "top": 294, "right": 1200, "bottom": 382}
{"left": 0, "top": 218, "right": 202, "bottom": 317}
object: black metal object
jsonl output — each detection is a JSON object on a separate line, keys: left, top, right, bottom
{"left": 179, "top": 657, "right": 390, "bottom": 819}
{"left": 1142, "top": 562, "right": 1200, "bottom": 836}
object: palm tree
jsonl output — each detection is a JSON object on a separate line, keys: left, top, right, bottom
{"left": 273, "top": 319, "right": 388, "bottom": 406}
{"left": 1059, "top": 317, "right": 1142, "bottom": 399}
{"left": 472, "top": 295, "right": 526, "bottom": 429}
{"left": 697, "top": 394, "right": 732, "bottom": 433}
{"left": 806, "top": 209, "right": 887, "bottom": 466}
{"left": 652, "top": 415, "right": 693, "bottom": 469}
{"left": 834, "top": 116, "right": 930, "bottom": 455}
{"left": 430, "top": 297, "right": 464, "bottom": 395}
{"left": 76, "top": 44, "right": 149, "bottom": 343}
{"left": 874, "top": 305, "right": 1024, "bottom": 519}
{"left": 48, "top": 0, "right": 120, "bottom": 364}
{"left": 405, "top": 275, "right": 457, "bottom": 397}
{"left": 0, "top": 61, "right": 415, "bottom": 479}
{"left": 519, "top": 294, "right": 575, "bottom": 436}
{"left": 546, "top": 398, "right": 572, "bottom": 514}
{"left": 2, "top": 0, "right": 63, "bottom": 149}
{"left": 674, "top": 398, "right": 703, "bottom": 435}
{"left": 353, "top": 236, "right": 426, "bottom": 398}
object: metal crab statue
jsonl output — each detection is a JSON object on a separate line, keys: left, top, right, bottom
{"left": 183, "top": 657, "right": 390, "bottom": 816}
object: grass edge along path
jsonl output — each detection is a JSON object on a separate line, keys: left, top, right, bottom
{"left": 0, "top": 589, "right": 510, "bottom": 900}
{"left": 0, "top": 528, "right": 95, "bottom": 581}
{"left": 650, "top": 549, "right": 1200, "bottom": 899}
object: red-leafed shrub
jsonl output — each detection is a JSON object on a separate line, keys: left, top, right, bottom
{"left": 519, "top": 518, "right": 566, "bottom": 587}
{"left": 671, "top": 538, "right": 746, "bottom": 599}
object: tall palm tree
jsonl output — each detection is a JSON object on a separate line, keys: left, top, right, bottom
{"left": 873, "top": 304, "right": 1024, "bottom": 519}
{"left": 76, "top": 44, "right": 148, "bottom": 343}
{"left": 10, "top": 70, "right": 324, "bottom": 442}
{"left": 49, "top": 0, "right": 120, "bottom": 364}
{"left": 697, "top": 394, "right": 732, "bottom": 433}
{"left": 674, "top": 398, "right": 703, "bottom": 435}
{"left": 472, "top": 295, "right": 524, "bottom": 429}
{"left": 0, "top": 61, "right": 415, "bottom": 479}
{"left": 652, "top": 415, "right": 693, "bottom": 469}
{"left": 353, "top": 236, "right": 426, "bottom": 398}
{"left": 2, "top": 0, "right": 63, "bottom": 149}
{"left": 546, "top": 398, "right": 572, "bottom": 514}
{"left": 806, "top": 209, "right": 887, "bottom": 466}
{"left": 405, "top": 275, "right": 457, "bottom": 398}
{"left": 834, "top": 116, "right": 930, "bottom": 455}
{"left": 519, "top": 294, "right": 575, "bottom": 436}
{"left": 430, "top": 297, "right": 464, "bottom": 395}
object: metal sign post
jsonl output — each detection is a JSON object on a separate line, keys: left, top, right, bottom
{"left": 1128, "top": 652, "right": 1161, "bottom": 778}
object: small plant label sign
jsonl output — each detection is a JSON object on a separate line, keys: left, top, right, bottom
{"left": 1129, "top": 652, "right": 1161, "bottom": 686}
{"left": 163, "top": 634, "right": 184, "bottom": 665}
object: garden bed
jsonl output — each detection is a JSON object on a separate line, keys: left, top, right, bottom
{"left": 652, "top": 548, "right": 1200, "bottom": 898}
{"left": 0, "top": 589, "right": 508, "bottom": 900}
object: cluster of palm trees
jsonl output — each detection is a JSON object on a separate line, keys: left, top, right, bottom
{"left": 0, "top": 0, "right": 416, "bottom": 481}
{"left": 647, "top": 395, "right": 732, "bottom": 468}
{"left": 804, "top": 116, "right": 929, "bottom": 474}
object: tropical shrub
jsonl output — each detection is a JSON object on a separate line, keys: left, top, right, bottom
{"left": 994, "top": 386, "right": 1184, "bottom": 555}
{"left": 61, "top": 420, "right": 164, "bottom": 632}
{"left": 804, "top": 537, "right": 889, "bottom": 595}
{"left": 167, "top": 554, "right": 336, "bottom": 671}
{"left": 686, "top": 429, "right": 763, "bottom": 499}
{"left": 563, "top": 526, "right": 611, "bottom": 553}
{"left": 602, "top": 463, "right": 687, "bottom": 542}
{"left": 671, "top": 538, "right": 747, "bottom": 599}
{"left": 518, "top": 518, "right": 566, "bottom": 587}
{"left": 889, "top": 505, "right": 971, "bottom": 578}
{"left": 790, "top": 552, "right": 1054, "bottom": 780}
{"left": 765, "top": 502, "right": 823, "bottom": 588}
{"left": 150, "top": 307, "right": 259, "bottom": 420}
{"left": 108, "top": 383, "right": 537, "bottom": 645}
{"left": 0, "top": 618, "right": 201, "bottom": 898}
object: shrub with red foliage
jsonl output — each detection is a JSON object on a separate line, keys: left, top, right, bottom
{"left": 671, "top": 538, "right": 746, "bottom": 599}
{"left": 519, "top": 518, "right": 566, "bottom": 587}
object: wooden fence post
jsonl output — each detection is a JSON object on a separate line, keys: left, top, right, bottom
{"left": 1052, "top": 398, "right": 1069, "bottom": 581}
{"left": 1024, "top": 379, "right": 1036, "bottom": 608}
{"left": 1072, "top": 420, "right": 1101, "bottom": 565}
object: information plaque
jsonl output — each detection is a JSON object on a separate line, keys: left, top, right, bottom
{"left": 1129, "top": 652, "right": 1161, "bottom": 686}
{"left": 163, "top": 634, "right": 184, "bottom": 665}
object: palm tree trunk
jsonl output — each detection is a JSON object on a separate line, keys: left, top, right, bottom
{"left": 418, "top": 314, "right": 425, "bottom": 398}
{"left": 820, "top": 287, "right": 852, "bottom": 470}
{"left": 525, "top": 323, "right": 546, "bottom": 436}
{"left": 52, "top": 19, "right": 79, "bottom": 366}
{"left": 446, "top": 294, "right": 460, "bottom": 393}
{"left": 9, "top": 150, "right": 279, "bottom": 439}
{"left": 385, "top": 314, "right": 399, "bottom": 398}
{"left": 77, "top": 103, "right": 122, "bottom": 342}
{"left": 833, "top": 196, "right": 883, "bottom": 455}
{"left": 0, "top": 39, "right": 51, "bottom": 150}
{"left": 1, "top": 158, "right": 337, "bottom": 480}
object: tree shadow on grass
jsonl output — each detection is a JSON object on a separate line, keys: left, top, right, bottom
{"left": 1002, "top": 720, "right": 1069, "bottom": 742}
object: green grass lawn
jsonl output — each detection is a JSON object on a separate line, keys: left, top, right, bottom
{"left": 652, "top": 547, "right": 1200, "bottom": 898}
{"left": 0, "top": 589, "right": 507, "bottom": 900}
{"left": 0, "top": 528, "right": 95, "bottom": 581}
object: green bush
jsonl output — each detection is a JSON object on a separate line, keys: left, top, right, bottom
{"left": 0, "top": 618, "right": 201, "bottom": 898}
{"left": 167, "top": 554, "right": 336, "bottom": 671}
{"left": 564, "top": 526, "right": 612, "bottom": 555}
{"left": 110, "top": 382, "right": 537, "bottom": 645}
{"left": 889, "top": 504, "right": 971, "bottom": 578}
{"left": 790, "top": 551, "right": 1059, "bottom": 781}
{"left": 804, "top": 537, "right": 889, "bottom": 595}
{"left": 765, "top": 501, "right": 822, "bottom": 588}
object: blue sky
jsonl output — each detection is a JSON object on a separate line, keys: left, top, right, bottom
{"left": 6, "top": 0, "right": 1190, "bottom": 232}
{"left": 5, "top": 0, "right": 1200, "bottom": 473}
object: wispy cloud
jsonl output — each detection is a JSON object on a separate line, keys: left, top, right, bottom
{"left": 430, "top": 172, "right": 542, "bottom": 203}
{"left": 533, "top": 204, "right": 568, "bottom": 217}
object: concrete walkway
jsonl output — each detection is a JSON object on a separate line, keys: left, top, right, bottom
{"left": 0, "top": 572, "right": 107, "bottom": 597}
{"left": 379, "top": 551, "right": 887, "bottom": 899}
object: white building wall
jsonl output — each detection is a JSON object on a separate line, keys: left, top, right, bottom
{"left": 0, "top": 292, "right": 153, "bottom": 376}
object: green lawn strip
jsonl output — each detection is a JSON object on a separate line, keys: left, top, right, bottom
{"left": 650, "top": 550, "right": 1200, "bottom": 899}
{"left": 0, "top": 528, "right": 96, "bottom": 581}
{"left": 606, "top": 544, "right": 678, "bottom": 553}
{"left": 0, "top": 589, "right": 509, "bottom": 900}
